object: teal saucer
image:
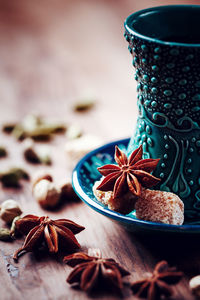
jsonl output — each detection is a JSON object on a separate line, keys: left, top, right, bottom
{"left": 72, "top": 138, "right": 200, "bottom": 234}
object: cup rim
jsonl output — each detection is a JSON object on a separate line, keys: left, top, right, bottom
{"left": 124, "top": 5, "right": 200, "bottom": 48}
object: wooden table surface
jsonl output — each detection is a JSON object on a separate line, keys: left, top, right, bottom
{"left": 1, "top": 1, "right": 200, "bottom": 299}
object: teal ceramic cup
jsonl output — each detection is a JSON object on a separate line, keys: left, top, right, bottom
{"left": 124, "top": 5, "right": 200, "bottom": 221}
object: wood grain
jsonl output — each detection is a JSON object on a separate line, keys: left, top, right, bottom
{"left": 0, "top": 1, "right": 199, "bottom": 299}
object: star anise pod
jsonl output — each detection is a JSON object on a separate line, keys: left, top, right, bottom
{"left": 13, "top": 214, "right": 85, "bottom": 261}
{"left": 97, "top": 145, "right": 160, "bottom": 198}
{"left": 131, "top": 260, "right": 183, "bottom": 300}
{"left": 64, "top": 248, "right": 130, "bottom": 293}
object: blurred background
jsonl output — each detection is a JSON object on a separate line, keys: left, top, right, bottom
{"left": 0, "top": 0, "right": 200, "bottom": 141}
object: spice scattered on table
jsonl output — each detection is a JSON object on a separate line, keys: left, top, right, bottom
{"left": 32, "top": 173, "right": 53, "bottom": 188}
{"left": 2, "top": 114, "right": 66, "bottom": 141}
{"left": 13, "top": 215, "right": 85, "bottom": 261}
{"left": 33, "top": 178, "right": 60, "bottom": 209}
{"left": 0, "top": 228, "right": 12, "bottom": 241}
{"left": 0, "top": 146, "right": 7, "bottom": 158}
{"left": 0, "top": 167, "right": 29, "bottom": 188}
{"left": 0, "top": 199, "right": 22, "bottom": 224}
{"left": 23, "top": 139, "right": 52, "bottom": 165}
{"left": 131, "top": 260, "right": 183, "bottom": 300}
{"left": 64, "top": 248, "right": 130, "bottom": 294}
{"left": 10, "top": 216, "right": 21, "bottom": 236}
{"left": 32, "top": 175, "right": 79, "bottom": 208}
{"left": 66, "top": 124, "right": 82, "bottom": 140}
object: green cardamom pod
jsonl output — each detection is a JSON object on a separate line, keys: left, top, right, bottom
{"left": 3, "top": 115, "right": 66, "bottom": 141}
{"left": 27, "top": 124, "right": 66, "bottom": 138}
{"left": 0, "top": 228, "right": 11, "bottom": 241}
{"left": 0, "top": 173, "right": 20, "bottom": 188}
{"left": 10, "top": 216, "right": 21, "bottom": 236}
{"left": 9, "top": 168, "right": 29, "bottom": 180}
{"left": 0, "top": 167, "right": 29, "bottom": 187}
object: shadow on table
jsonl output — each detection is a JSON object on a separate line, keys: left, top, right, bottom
{"left": 128, "top": 232, "right": 200, "bottom": 276}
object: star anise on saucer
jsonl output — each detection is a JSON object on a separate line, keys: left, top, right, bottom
{"left": 13, "top": 214, "right": 85, "bottom": 261}
{"left": 64, "top": 248, "right": 130, "bottom": 293}
{"left": 97, "top": 145, "right": 160, "bottom": 198}
{"left": 131, "top": 260, "right": 183, "bottom": 300}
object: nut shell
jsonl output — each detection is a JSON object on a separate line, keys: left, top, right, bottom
{"left": 33, "top": 179, "right": 60, "bottom": 209}
{"left": 32, "top": 174, "right": 53, "bottom": 189}
{"left": 0, "top": 199, "right": 22, "bottom": 223}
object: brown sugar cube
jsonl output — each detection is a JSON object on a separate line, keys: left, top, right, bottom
{"left": 135, "top": 188, "right": 184, "bottom": 225}
{"left": 93, "top": 180, "right": 137, "bottom": 214}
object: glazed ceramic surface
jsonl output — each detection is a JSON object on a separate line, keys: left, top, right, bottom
{"left": 72, "top": 139, "right": 200, "bottom": 234}
{"left": 124, "top": 5, "right": 200, "bottom": 220}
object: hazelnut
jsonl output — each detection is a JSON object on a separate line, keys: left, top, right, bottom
{"left": 33, "top": 179, "right": 60, "bottom": 209}
{"left": 32, "top": 173, "right": 53, "bottom": 189}
{"left": 58, "top": 178, "right": 80, "bottom": 202}
{"left": 189, "top": 275, "right": 200, "bottom": 297}
{"left": 57, "top": 178, "right": 73, "bottom": 196}
{"left": 0, "top": 199, "right": 22, "bottom": 224}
